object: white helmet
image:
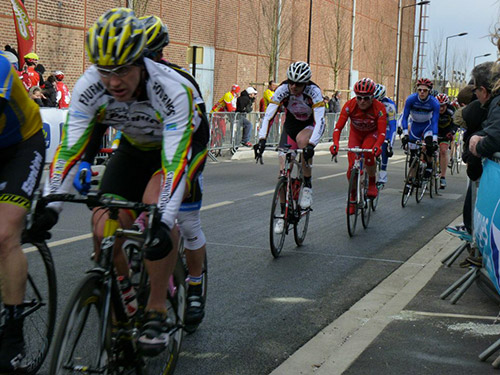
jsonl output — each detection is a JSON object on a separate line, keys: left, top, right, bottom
{"left": 374, "top": 84, "right": 386, "bottom": 100}
{"left": 287, "top": 61, "right": 312, "bottom": 83}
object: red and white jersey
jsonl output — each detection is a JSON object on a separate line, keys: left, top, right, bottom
{"left": 56, "top": 81, "right": 71, "bottom": 108}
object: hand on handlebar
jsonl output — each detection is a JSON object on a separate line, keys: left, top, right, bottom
{"left": 73, "top": 161, "right": 92, "bottom": 195}
{"left": 330, "top": 143, "right": 339, "bottom": 157}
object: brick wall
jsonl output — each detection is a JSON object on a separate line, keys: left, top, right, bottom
{"left": 1, "top": 0, "right": 416, "bottom": 102}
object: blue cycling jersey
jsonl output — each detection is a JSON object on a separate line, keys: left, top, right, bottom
{"left": 381, "top": 97, "right": 397, "bottom": 145}
{"left": 401, "top": 93, "right": 440, "bottom": 141}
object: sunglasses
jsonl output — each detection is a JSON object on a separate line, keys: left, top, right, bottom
{"left": 417, "top": 88, "right": 429, "bottom": 93}
{"left": 96, "top": 64, "right": 135, "bottom": 78}
{"left": 356, "top": 95, "right": 372, "bottom": 101}
{"left": 288, "top": 81, "right": 306, "bottom": 87}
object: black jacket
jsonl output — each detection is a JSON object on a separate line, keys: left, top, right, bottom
{"left": 475, "top": 94, "right": 500, "bottom": 158}
{"left": 236, "top": 91, "right": 254, "bottom": 113}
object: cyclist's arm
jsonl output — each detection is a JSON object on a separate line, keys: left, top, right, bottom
{"left": 332, "top": 102, "right": 349, "bottom": 144}
{"left": 385, "top": 102, "right": 397, "bottom": 145}
{"left": 258, "top": 101, "right": 280, "bottom": 140}
{"left": 401, "top": 96, "right": 412, "bottom": 134}
{"left": 374, "top": 102, "right": 387, "bottom": 148}
{"left": 308, "top": 86, "right": 326, "bottom": 146}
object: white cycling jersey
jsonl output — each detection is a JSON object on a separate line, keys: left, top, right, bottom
{"left": 46, "top": 58, "right": 195, "bottom": 228}
{"left": 258, "top": 82, "right": 325, "bottom": 145}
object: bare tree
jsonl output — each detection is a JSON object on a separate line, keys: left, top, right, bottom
{"left": 373, "top": 16, "right": 390, "bottom": 85}
{"left": 426, "top": 32, "right": 444, "bottom": 90}
{"left": 249, "top": 0, "right": 295, "bottom": 81}
{"left": 321, "top": 0, "right": 350, "bottom": 89}
{"left": 118, "top": 0, "right": 150, "bottom": 17}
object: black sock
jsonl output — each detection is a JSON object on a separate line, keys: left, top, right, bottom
{"left": 304, "top": 176, "right": 312, "bottom": 188}
{"left": 4, "top": 304, "right": 24, "bottom": 321}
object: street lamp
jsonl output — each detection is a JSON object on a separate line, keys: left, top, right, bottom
{"left": 474, "top": 53, "right": 492, "bottom": 66}
{"left": 443, "top": 32, "right": 468, "bottom": 92}
{"left": 394, "top": 1, "right": 430, "bottom": 106}
{"left": 307, "top": 0, "right": 313, "bottom": 63}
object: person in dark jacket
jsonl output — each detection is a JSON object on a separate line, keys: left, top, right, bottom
{"left": 41, "top": 75, "right": 58, "bottom": 107}
{"left": 329, "top": 91, "right": 341, "bottom": 113}
{"left": 236, "top": 87, "right": 257, "bottom": 147}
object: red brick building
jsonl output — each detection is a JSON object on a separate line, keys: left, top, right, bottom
{"left": 1, "top": 0, "right": 417, "bottom": 108}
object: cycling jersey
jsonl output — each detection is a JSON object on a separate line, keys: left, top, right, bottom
{"left": 438, "top": 105, "right": 457, "bottom": 142}
{"left": 401, "top": 93, "right": 440, "bottom": 141}
{"left": 380, "top": 97, "right": 397, "bottom": 146}
{"left": 211, "top": 91, "right": 237, "bottom": 112}
{"left": 258, "top": 82, "right": 326, "bottom": 145}
{"left": 0, "top": 52, "right": 43, "bottom": 148}
{"left": 46, "top": 58, "right": 195, "bottom": 228}
{"left": 262, "top": 88, "right": 274, "bottom": 111}
{"left": 55, "top": 80, "right": 71, "bottom": 108}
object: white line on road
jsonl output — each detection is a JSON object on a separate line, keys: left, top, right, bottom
{"left": 254, "top": 189, "right": 275, "bottom": 197}
{"left": 24, "top": 233, "right": 93, "bottom": 253}
{"left": 317, "top": 172, "right": 345, "bottom": 180}
{"left": 401, "top": 310, "right": 500, "bottom": 321}
{"left": 200, "top": 201, "right": 234, "bottom": 211}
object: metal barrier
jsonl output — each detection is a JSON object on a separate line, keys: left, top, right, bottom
{"left": 207, "top": 112, "right": 343, "bottom": 158}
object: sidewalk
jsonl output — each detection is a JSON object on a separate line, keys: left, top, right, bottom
{"left": 270, "top": 218, "right": 500, "bottom": 374}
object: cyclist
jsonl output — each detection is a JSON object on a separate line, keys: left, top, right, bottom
{"left": 0, "top": 51, "right": 45, "bottom": 372}
{"left": 436, "top": 93, "right": 456, "bottom": 189}
{"left": 373, "top": 83, "right": 397, "bottom": 185}
{"left": 400, "top": 78, "right": 440, "bottom": 180}
{"left": 330, "top": 78, "right": 387, "bottom": 213}
{"left": 255, "top": 61, "right": 326, "bottom": 210}
{"left": 41, "top": 8, "right": 195, "bottom": 356}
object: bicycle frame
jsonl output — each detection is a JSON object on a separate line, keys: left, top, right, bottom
{"left": 339, "top": 147, "right": 372, "bottom": 204}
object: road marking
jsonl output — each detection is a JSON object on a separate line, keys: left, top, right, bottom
{"left": 401, "top": 310, "right": 500, "bottom": 321}
{"left": 200, "top": 200, "right": 234, "bottom": 211}
{"left": 254, "top": 189, "right": 275, "bottom": 197}
{"left": 24, "top": 233, "right": 93, "bottom": 253}
{"left": 318, "top": 172, "right": 345, "bottom": 180}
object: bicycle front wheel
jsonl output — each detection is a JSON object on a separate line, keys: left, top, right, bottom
{"left": 361, "top": 174, "right": 371, "bottom": 229}
{"left": 49, "top": 272, "right": 111, "bottom": 375}
{"left": 455, "top": 141, "right": 462, "bottom": 174}
{"left": 347, "top": 170, "right": 359, "bottom": 237}
{"left": 270, "top": 178, "right": 287, "bottom": 258}
{"left": 415, "top": 165, "right": 427, "bottom": 203}
{"left": 0, "top": 241, "right": 58, "bottom": 374}
{"left": 293, "top": 182, "right": 310, "bottom": 246}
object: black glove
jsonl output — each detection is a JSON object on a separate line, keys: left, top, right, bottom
{"left": 424, "top": 136, "right": 435, "bottom": 156}
{"left": 303, "top": 144, "right": 315, "bottom": 161}
{"left": 253, "top": 139, "right": 266, "bottom": 160}
{"left": 144, "top": 222, "right": 173, "bottom": 261}
{"left": 386, "top": 142, "right": 394, "bottom": 158}
{"left": 28, "top": 207, "right": 59, "bottom": 240}
{"left": 401, "top": 135, "right": 409, "bottom": 148}
{"left": 397, "top": 127, "right": 403, "bottom": 136}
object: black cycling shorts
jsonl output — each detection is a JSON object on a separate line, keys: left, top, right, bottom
{"left": 284, "top": 119, "right": 313, "bottom": 142}
{"left": 0, "top": 130, "right": 45, "bottom": 210}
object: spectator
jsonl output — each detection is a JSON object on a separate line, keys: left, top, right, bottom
{"left": 468, "top": 61, "right": 500, "bottom": 159}
{"left": 34, "top": 63, "right": 46, "bottom": 87}
{"left": 323, "top": 95, "right": 332, "bottom": 112}
{"left": 4, "top": 44, "right": 18, "bottom": 61}
{"left": 20, "top": 53, "right": 40, "bottom": 91}
{"left": 236, "top": 87, "right": 257, "bottom": 147}
{"left": 329, "top": 91, "right": 341, "bottom": 113}
{"left": 54, "top": 70, "right": 71, "bottom": 108}
{"left": 28, "top": 86, "right": 45, "bottom": 106}
{"left": 42, "top": 75, "right": 58, "bottom": 107}
{"left": 211, "top": 84, "right": 240, "bottom": 112}
{"left": 1, "top": 51, "right": 18, "bottom": 70}
{"left": 260, "top": 80, "right": 277, "bottom": 112}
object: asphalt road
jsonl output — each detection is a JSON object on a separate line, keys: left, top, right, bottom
{"left": 31, "top": 144, "right": 467, "bottom": 374}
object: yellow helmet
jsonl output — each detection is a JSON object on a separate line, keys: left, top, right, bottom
{"left": 85, "top": 8, "right": 146, "bottom": 66}
{"left": 140, "top": 16, "right": 169, "bottom": 55}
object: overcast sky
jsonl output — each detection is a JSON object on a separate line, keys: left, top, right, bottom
{"left": 422, "top": 0, "right": 499, "bottom": 79}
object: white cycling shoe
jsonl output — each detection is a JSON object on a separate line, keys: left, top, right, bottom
{"left": 274, "top": 218, "right": 284, "bottom": 234}
{"left": 299, "top": 187, "right": 313, "bottom": 208}
{"left": 378, "top": 170, "right": 388, "bottom": 184}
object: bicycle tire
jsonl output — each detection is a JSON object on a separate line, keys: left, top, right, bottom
{"left": 371, "top": 183, "right": 381, "bottom": 211}
{"left": 401, "top": 158, "right": 416, "bottom": 207}
{"left": 404, "top": 151, "right": 409, "bottom": 179}
{"left": 455, "top": 141, "right": 462, "bottom": 174}
{"left": 0, "top": 241, "right": 57, "bottom": 375}
{"left": 415, "top": 163, "right": 427, "bottom": 203}
{"left": 361, "top": 173, "right": 371, "bottom": 229}
{"left": 180, "top": 238, "right": 208, "bottom": 335}
{"left": 143, "top": 259, "right": 187, "bottom": 375}
{"left": 430, "top": 157, "right": 439, "bottom": 198}
{"left": 270, "top": 178, "right": 287, "bottom": 258}
{"left": 49, "top": 272, "right": 112, "bottom": 374}
{"left": 293, "top": 180, "right": 310, "bottom": 246}
{"left": 347, "top": 169, "right": 359, "bottom": 237}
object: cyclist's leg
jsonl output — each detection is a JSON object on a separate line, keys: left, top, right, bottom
{"left": 361, "top": 132, "right": 378, "bottom": 197}
{"left": 295, "top": 125, "right": 314, "bottom": 208}
{"left": 278, "top": 126, "right": 288, "bottom": 177}
{"left": 439, "top": 140, "right": 449, "bottom": 187}
{"left": 0, "top": 131, "right": 44, "bottom": 371}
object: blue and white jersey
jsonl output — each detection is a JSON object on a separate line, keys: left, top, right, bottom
{"left": 401, "top": 93, "right": 440, "bottom": 141}
{"left": 381, "top": 97, "right": 397, "bottom": 145}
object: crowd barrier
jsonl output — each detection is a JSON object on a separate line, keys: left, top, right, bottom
{"left": 40, "top": 108, "right": 67, "bottom": 164}
{"left": 207, "top": 112, "right": 343, "bottom": 158}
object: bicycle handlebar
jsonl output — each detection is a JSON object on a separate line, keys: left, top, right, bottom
{"left": 338, "top": 148, "right": 373, "bottom": 153}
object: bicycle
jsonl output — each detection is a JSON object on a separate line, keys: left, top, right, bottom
{"left": 448, "top": 129, "right": 463, "bottom": 175}
{"left": 269, "top": 147, "right": 311, "bottom": 258}
{"left": 47, "top": 193, "right": 186, "bottom": 375}
{"left": 339, "top": 147, "right": 373, "bottom": 237}
{"left": 401, "top": 141, "right": 433, "bottom": 207}
{"left": 0, "top": 226, "right": 57, "bottom": 374}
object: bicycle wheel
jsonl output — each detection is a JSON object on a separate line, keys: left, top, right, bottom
{"left": 49, "top": 272, "right": 112, "bottom": 374}
{"left": 347, "top": 169, "right": 359, "bottom": 237}
{"left": 415, "top": 163, "right": 427, "bottom": 203}
{"left": 293, "top": 181, "right": 310, "bottom": 246}
{"left": 455, "top": 141, "right": 462, "bottom": 174}
{"left": 143, "top": 259, "right": 187, "bottom": 375}
{"left": 430, "top": 158, "right": 439, "bottom": 198}
{"left": 361, "top": 173, "right": 371, "bottom": 229}
{"left": 404, "top": 151, "right": 410, "bottom": 179}
{"left": 270, "top": 178, "right": 287, "bottom": 258}
{"left": 179, "top": 239, "right": 208, "bottom": 334}
{"left": 401, "top": 159, "right": 416, "bottom": 207}
{"left": 0, "top": 241, "right": 57, "bottom": 374}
